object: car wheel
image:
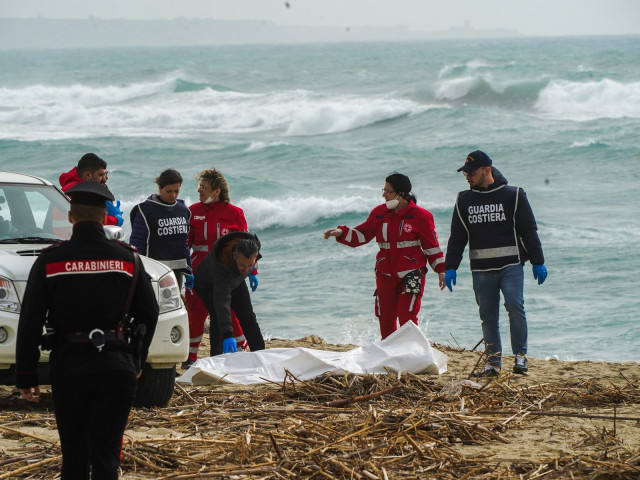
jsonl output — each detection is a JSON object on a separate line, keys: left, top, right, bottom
{"left": 132, "top": 363, "right": 176, "bottom": 408}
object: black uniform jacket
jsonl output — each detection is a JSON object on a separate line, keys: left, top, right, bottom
{"left": 194, "top": 231, "right": 261, "bottom": 339}
{"left": 15, "top": 222, "right": 159, "bottom": 389}
{"left": 445, "top": 168, "right": 544, "bottom": 272}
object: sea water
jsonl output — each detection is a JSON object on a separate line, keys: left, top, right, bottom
{"left": 1, "top": 36, "right": 638, "bottom": 362}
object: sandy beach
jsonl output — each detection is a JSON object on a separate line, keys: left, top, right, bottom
{"left": 1, "top": 336, "right": 638, "bottom": 479}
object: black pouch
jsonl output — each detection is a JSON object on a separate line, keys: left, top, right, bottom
{"left": 403, "top": 269, "right": 422, "bottom": 294}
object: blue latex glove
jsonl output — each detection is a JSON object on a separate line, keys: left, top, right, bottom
{"left": 444, "top": 269, "right": 457, "bottom": 292}
{"left": 105, "top": 200, "right": 124, "bottom": 227}
{"left": 184, "top": 274, "right": 194, "bottom": 291}
{"left": 222, "top": 337, "right": 238, "bottom": 354}
{"left": 532, "top": 264, "right": 548, "bottom": 285}
{"left": 249, "top": 274, "right": 258, "bottom": 292}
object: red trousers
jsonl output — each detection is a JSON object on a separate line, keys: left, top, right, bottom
{"left": 374, "top": 272, "right": 425, "bottom": 340}
{"left": 185, "top": 289, "right": 246, "bottom": 362}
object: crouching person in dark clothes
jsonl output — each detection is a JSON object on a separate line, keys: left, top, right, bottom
{"left": 16, "top": 181, "right": 159, "bottom": 480}
{"left": 194, "top": 232, "right": 265, "bottom": 356}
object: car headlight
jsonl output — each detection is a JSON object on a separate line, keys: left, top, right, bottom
{"left": 157, "top": 272, "right": 182, "bottom": 314}
{"left": 0, "top": 276, "right": 20, "bottom": 313}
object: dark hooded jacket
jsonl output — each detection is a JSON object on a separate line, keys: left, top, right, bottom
{"left": 445, "top": 167, "right": 544, "bottom": 272}
{"left": 193, "top": 232, "right": 261, "bottom": 339}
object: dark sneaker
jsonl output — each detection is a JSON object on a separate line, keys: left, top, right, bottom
{"left": 472, "top": 365, "right": 500, "bottom": 378}
{"left": 181, "top": 359, "right": 195, "bottom": 369}
{"left": 513, "top": 354, "right": 528, "bottom": 374}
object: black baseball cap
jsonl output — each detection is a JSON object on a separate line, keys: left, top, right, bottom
{"left": 457, "top": 150, "right": 492, "bottom": 173}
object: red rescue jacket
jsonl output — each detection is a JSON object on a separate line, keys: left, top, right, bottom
{"left": 188, "top": 201, "right": 249, "bottom": 270}
{"left": 58, "top": 167, "right": 119, "bottom": 226}
{"left": 337, "top": 201, "right": 445, "bottom": 278}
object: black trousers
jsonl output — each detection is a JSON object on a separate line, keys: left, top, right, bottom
{"left": 51, "top": 369, "right": 137, "bottom": 480}
{"left": 197, "top": 281, "right": 265, "bottom": 356}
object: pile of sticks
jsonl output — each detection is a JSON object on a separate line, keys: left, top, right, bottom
{"left": 1, "top": 366, "right": 638, "bottom": 479}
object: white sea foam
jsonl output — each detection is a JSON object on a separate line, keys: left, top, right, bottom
{"left": 569, "top": 139, "right": 601, "bottom": 148}
{"left": 237, "top": 195, "right": 377, "bottom": 230}
{"left": 535, "top": 79, "right": 640, "bottom": 120}
{"left": 437, "top": 59, "right": 493, "bottom": 79}
{"left": 284, "top": 93, "right": 429, "bottom": 136}
{"left": 232, "top": 194, "right": 452, "bottom": 231}
{"left": 0, "top": 79, "right": 431, "bottom": 140}
{"left": 243, "top": 141, "right": 289, "bottom": 152}
{"left": 0, "top": 79, "right": 174, "bottom": 108}
{"left": 434, "top": 76, "right": 487, "bottom": 101}
{"left": 433, "top": 73, "right": 539, "bottom": 103}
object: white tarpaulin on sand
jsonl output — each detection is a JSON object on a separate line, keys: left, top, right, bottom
{"left": 176, "top": 322, "right": 448, "bottom": 385}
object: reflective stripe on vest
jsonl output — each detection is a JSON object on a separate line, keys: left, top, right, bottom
{"left": 345, "top": 228, "right": 365, "bottom": 243}
{"left": 469, "top": 245, "right": 519, "bottom": 260}
{"left": 193, "top": 245, "right": 208, "bottom": 252}
{"left": 378, "top": 240, "right": 421, "bottom": 249}
{"left": 397, "top": 268, "right": 415, "bottom": 278}
{"left": 397, "top": 240, "right": 420, "bottom": 248}
{"left": 159, "top": 259, "right": 189, "bottom": 270}
{"left": 431, "top": 257, "right": 445, "bottom": 268}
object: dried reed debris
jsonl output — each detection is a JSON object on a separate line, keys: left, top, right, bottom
{"left": 2, "top": 366, "right": 638, "bottom": 479}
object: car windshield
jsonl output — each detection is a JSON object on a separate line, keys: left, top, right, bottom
{"left": 0, "top": 183, "right": 72, "bottom": 242}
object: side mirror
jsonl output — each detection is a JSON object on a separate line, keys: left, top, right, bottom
{"left": 103, "top": 225, "right": 125, "bottom": 241}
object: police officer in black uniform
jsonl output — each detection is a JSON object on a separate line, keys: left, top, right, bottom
{"left": 16, "top": 181, "right": 159, "bottom": 480}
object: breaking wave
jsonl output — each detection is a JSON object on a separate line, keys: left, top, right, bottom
{"left": 0, "top": 75, "right": 433, "bottom": 140}
{"left": 534, "top": 79, "right": 640, "bottom": 120}
{"left": 237, "top": 195, "right": 377, "bottom": 230}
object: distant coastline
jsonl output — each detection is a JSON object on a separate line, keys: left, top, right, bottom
{"left": 0, "top": 17, "right": 522, "bottom": 49}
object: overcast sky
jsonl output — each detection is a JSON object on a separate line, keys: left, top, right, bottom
{"left": 1, "top": 0, "right": 640, "bottom": 37}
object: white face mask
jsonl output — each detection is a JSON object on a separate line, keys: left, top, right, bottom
{"left": 385, "top": 197, "right": 400, "bottom": 209}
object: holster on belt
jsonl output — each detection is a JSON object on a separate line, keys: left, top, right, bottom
{"left": 39, "top": 329, "right": 58, "bottom": 351}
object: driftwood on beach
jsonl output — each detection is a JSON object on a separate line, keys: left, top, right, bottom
{"left": 1, "top": 343, "right": 639, "bottom": 479}
{"left": 0, "top": 365, "right": 639, "bottom": 477}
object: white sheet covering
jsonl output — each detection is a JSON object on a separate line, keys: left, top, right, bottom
{"left": 176, "top": 322, "right": 448, "bottom": 385}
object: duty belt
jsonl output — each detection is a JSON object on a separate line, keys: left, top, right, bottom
{"left": 64, "top": 329, "right": 127, "bottom": 352}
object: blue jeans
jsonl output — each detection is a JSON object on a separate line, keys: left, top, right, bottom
{"left": 472, "top": 264, "right": 527, "bottom": 368}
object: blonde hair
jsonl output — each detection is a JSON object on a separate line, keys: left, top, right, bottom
{"left": 197, "top": 168, "right": 230, "bottom": 203}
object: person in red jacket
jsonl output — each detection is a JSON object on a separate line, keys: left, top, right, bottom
{"left": 324, "top": 172, "right": 445, "bottom": 339}
{"left": 59, "top": 153, "right": 123, "bottom": 226}
{"left": 184, "top": 168, "right": 256, "bottom": 366}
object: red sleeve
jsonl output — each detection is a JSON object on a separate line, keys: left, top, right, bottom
{"left": 188, "top": 205, "right": 196, "bottom": 248}
{"left": 104, "top": 215, "right": 118, "bottom": 226}
{"left": 416, "top": 209, "right": 445, "bottom": 273}
{"left": 235, "top": 206, "right": 249, "bottom": 232}
{"left": 336, "top": 207, "right": 382, "bottom": 248}
{"left": 236, "top": 207, "right": 256, "bottom": 273}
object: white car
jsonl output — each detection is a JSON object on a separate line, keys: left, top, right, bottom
{"left": 0, "top": 171, "right": 188, "bottom": 407}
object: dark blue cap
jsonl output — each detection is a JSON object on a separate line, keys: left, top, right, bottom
{"left": 457, "top": 150, "right": 492, "bottom": 173}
